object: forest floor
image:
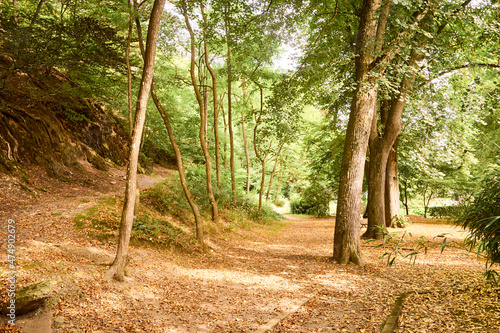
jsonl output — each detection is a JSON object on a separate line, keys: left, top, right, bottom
{"left": 1, "top": 166, "right": 499, "bottom": 332}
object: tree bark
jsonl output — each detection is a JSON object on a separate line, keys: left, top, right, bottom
{"left": 266, "top": 144, "right": 283, "bottom": 200}
{"left": 183, "top": 7, "right": 219, "bottom": 223}
{"left": 106, "top": 0, "right": 165, "bottom": 281}
{"left": 151, "top": 81, "right": 205, "bottom": 248}
{"left": 132, "top": 6, "right": 205, "bottom": 248}
{"left": 241, "top": 84, "right": 251, "bottom": 195}
{"left": 333, "top": 0, "right": 383, "bottom": 265}
{"left": 363, "top": 53, "right": 421, "bottom": 239}
{"left": 201, "top": 5, "right": 221, "bottom": 190}
{"left": 29, "top": 0, "right": 45, "bottom": 29}
{"left": 227, "top": 42, "right": 237, "bottom": 204}
{"left": 385, "top": 140, "right": 400, "bottom": 227}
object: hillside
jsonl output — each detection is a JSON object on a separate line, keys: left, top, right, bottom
{"left": 0, "top": 56, "right": 130, "bottom": 177}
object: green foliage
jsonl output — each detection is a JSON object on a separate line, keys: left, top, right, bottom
{"left": 0, "top": 1, "right": 128, "bottom": 76}
{"left": 392, "top": 215, "right": 411, "bottom": 228}
{"left": 369, "top": 227, "right": 451, "bottom": 266}
{"left": 428, "top": 206, "right": 462, "bottom": 218}
{"left": 457, "top": 169, "right": 500, "bottom": 284}
{"left": 290, "top": 182, "right": 331, "bottom": 217}
{"left": 132, "top": 211, "right": 191, "bottom": 249}
{"left": 144, "top": 168, "right": 283, "bottom": 228}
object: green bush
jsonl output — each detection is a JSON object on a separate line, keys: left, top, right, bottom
{"left": 428, "top": 206, "right": 462, "bottom": 218}
{"left": 457, "top": 171, "right": 500, "bottom": 284}
{"left": 290, "top": 182, "right": 331, "bottom": 217}
{"left": 143, "top": 167, "right": 283, "bottom": 226}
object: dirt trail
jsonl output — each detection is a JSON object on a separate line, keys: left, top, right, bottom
{"left": 1, "top": 169, "right": 498, "bottom": 332}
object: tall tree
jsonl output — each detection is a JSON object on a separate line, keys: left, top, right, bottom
{"left": 363, "top": 0, "right": 475, "bottom": 238}
{"left": 332, "top": 0, "right": 384, "bottom": 265}
{"left": 133, "top": 1, "right": 205, "bottom": 248}
{"left": 106, "top": 0, "right": 165, "bottom": 281}
{"left": 182, "top": 2, "right": 219, "bottom": 223}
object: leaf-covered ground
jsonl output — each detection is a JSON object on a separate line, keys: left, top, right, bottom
{"left": 0, "top": 169, "right": 499, "bottom": 332}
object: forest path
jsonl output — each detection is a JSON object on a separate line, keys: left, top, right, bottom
{"left": 1, "top": 168, "right": 497, "bottom": 332}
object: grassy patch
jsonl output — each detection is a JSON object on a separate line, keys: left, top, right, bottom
{"left": 73, "top": 194, "right": 198, "bottom": 251}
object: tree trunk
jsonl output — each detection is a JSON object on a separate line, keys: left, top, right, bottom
{"left": 227, "top": 43, "right": 237, "bottom": 204}
{"left": 274, "top": 170, "right": 282, "bottom": 205}
{"left": 402, "top": 179, "right": 409, "bottom": 215}
{"left": 241, "top": 85, "right": 251, "bottom": 195}
{"left": 259, "top": 157, "right": 267, "bottom": 210}
{"left": 364, "top": 50, "right": 421, "bottom": 238}
{"left": 184, "top": 8, "right": 219, "bottom": 223}
{"left": 201, "top": 5, "right": 221, "bottom": 190}
{"left": 364, "top": 139, "right": 390, "bottom": 239}
{"left": 132, "top": 6, "right": 205, "bottom": 247}
{"left": 385, "top": 140, "right": 400, "bottom": 227}
{"left": 151, "top": 81, "right": 205, "bottom": 248}
{"left": 266, "top": 144, "right": 283, "bottom": 200}
{"left": 333, "top": 0, "right": 383, "bottom": 265}
{"left": 106, "top": 0, "right": 165, "bottom": 281}
{"left": 29, "top": 0, "right": 45, "bottom": 29}
{"left": 126, "top": 0, "right": 134, "bottom": 139}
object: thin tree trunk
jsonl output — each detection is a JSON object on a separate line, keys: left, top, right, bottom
{"left": 106, "top": 0, "right": 165, "bottom": 281}
{"left": 151, "top": 81, "right": 205, "bottom": 247}
{"left": 266, "top": 143, "right": 284, "bottom": 200}
{"left": 227, "top": 42, "right": 237, "bottom": 203}
{"left": 220, "top": 100, "right": 228, "bottom": 169}
{"left": 183, "top": 7, "right": 219, "bottom": 223}
{"left": 385, "top": 140, "right": 400, "bottom": 227}
{"left": 201, "top": 5, "right": 221, "bottom": 190}
{"left": 241, "top": 85, "right": 251, "bottom": 195}
{"left": 402, "top": 179, "right": 409, "bottom": 215}
{"left": 29, "top": 0, "right": 45, "bottom": 29}
{"left": 259, "top": 158, "right": 267, "bottom": 210}
{"left": 126, "top": 0, "right": 134, "bottom": 139}
{"left": 424, "top": 186, "right": 433, "bottom": 218}
{"left": 253, "top": 86, "right": 267, "bottom": 211}
{"left": 125, "top": 1, "right": 140, "bottom": 218}
{"left": 133, "top": 7, "right": 205, "bottom": 248}
{"left": 274, "top": 183, "right": 281, "bottom": 206}
{"left": 333, "top": 0, "right": 383, "bottom": 265}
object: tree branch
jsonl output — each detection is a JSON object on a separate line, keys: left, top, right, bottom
{"left": 436, "top": 0, "right": 473, "bottom": 35}
{"left": 418, "top": 63, "right": 500, "bottom": 88}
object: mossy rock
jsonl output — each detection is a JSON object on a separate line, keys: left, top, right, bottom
{"left": 1, "top": 280, "right": 52, "bottom": 315}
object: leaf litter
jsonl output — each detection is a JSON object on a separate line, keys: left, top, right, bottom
{"left": 0, "top": 169, "right": 498, "bottom": 332}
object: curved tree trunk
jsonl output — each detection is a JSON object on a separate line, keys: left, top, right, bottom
{"left": 266, "top": 144, "right": 283, "bottom": 200}
{"left": 227, "top": 43, "right": 237, "bottom": 204}
{"left": 132, "top": 5, "right": 204, "bottom": 247}
{"left": 106, "top": 0, "right": 165, "bottom": 281}
{"left": 151, "top": 81, "right": 205, "bottom": 248}
{"left": 201, "top": 5, "right": 221, "bottom": 190}
{"left": 385, "top": 140, "right": 400, "bottom": 227}
{"left": 183, "top": 7, "right": 219, "bottom": 223}
{"left": 241, "top": 85, "right": 251, "bottom": 195}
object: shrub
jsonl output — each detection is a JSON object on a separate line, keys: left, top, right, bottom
{"left": 428, "top": 206, "right": 462, "bottom": 218}
{"left": 457, "top": 171, "right": 500, "bottom": 284}
{"left": 290, "top": 182, "right": 332, "bottom": 217}
{"left": 392, "top": 214, "right": 410, "bottom": 228}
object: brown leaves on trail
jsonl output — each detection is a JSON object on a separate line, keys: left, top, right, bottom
{"left": 0, "top": 324, "right": 21, "bottom": 333}
{"left": 1, "top": 167, "right": 499, "bottom": 332}
{"left": 399, "top": 273, "right": 500, "bottom": 332}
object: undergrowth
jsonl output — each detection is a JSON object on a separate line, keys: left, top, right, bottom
{"left": 74, "top": 168, "right": 285, "bottom": 251}
{"left": 73, "top": 195, "right": 197, "bottom": 251}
